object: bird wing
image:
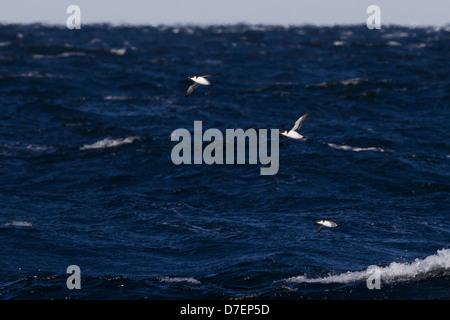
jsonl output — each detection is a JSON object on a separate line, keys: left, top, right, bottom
{"left": 200, "top": 72, "right": 222, "bottom": 78}
{"left": 291, "top": 112, "right": 309, "bottom": 132}
{"left": 317, "top": 225, "right": 323, "bottom": 233}
{"left": 185, "top": 82, "right": 199, "bottom": 97}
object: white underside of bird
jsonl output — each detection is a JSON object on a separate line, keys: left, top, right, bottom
{"left": 281, "top": 131, "right": 305, "bottom": 139}
{"left": 191, "top": 76, "right": 211, "bottom": 86}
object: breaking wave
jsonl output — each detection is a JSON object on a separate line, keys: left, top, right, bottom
{"left": 286, "top": 248, "right": 450, "bottom": 285}
{"left": 312, "top": 78, "right": 368, "bottom": 88}
{"left": 2, "top": 221, "right": 33, "bottom": 228}
{"left": 80, "top": 136, "right": 141, "bottom": 150}
{"left": 156, "top": 276, "right": 201, "bottom": 285}
{"left": 32, "top": 52, "right": 88, "bottom": 59}
{"left": 326, "top": 143, "right": 389, "bottom": 153}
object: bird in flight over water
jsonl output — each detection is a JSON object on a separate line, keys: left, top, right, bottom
{"left": 316, "top": 219, "right": 338, "bottom": 233}
{"left": 280, "top": 112, "right": 309, "bottom": 140}
{"left": 185, "top": 72, "right": 221, "bottom": 97}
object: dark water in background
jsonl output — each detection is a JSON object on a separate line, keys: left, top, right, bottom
{"left": 0, "top": 23, "right": 449, "bottom": 300}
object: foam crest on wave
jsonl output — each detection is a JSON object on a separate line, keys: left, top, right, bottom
{"left": 157, "top": 276, "right": 201, "bottom": 285}
{"left": 326, "top": 143, "right": 389, "bottom": 153}
{"left": 80, "top": 136, "right": 140, "bottom": 150}
{"left": 2, "top": 221, "right": 33, "bottom": 228}
{"left": 32, "top": 52, "right": 87, "bottom": 59}
{"left": 286, "top": 248, "right": 450, "bottom": 285}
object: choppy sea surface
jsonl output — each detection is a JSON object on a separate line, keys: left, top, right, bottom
{"left": 0, "top": 23, "right": 449, "bottom": 300}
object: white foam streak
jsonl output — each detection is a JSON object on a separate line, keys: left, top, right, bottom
{"left": 158, "top": 276, "right": 201, "bottom": 285}
{"left": 33, "top": 52, "right": 87, "bottom": 59}
{"left": 104, "top": 95, "right": 134, "bottom": 100}
{"left": 333, "top": 41, "right": 345, "bottom": 46}
{"left": 110, "top": 48, "right": 126, "bottom": 56}
{"left": 3, "top": 221, "right": 33, "bottom": 228}
{"left": 80, "top": 136, "right": 140, "bottom": 150}
{"left": 327, "top": 143, "right": 387, "bottom": 153}
{"left": 286, "top": 249, "right": 450, "bottom": 285}
{"left": 314, "top": 78, "right": 366, "bottom": 87}
{"left": 387, "top": 41, "right": 401, "bottom": 47}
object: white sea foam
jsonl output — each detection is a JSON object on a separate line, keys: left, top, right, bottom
{"left": 3, "top": 221, "right": 33, "bottom": 228}
{"left": 110, "top": 48, "right": 126, "bottom": 56}
{"left": 408, "top": 43, "right": 426, "bottom": 49}
{"left": 33, "top": 52, "right": 87, "bottom": 59}
{"left": 26, "top": 144, "right": 53, "bottom": 152}
{"left": 80, "top": 136, "right": 140, "bottom": 150}
{"left": 314, "top": 78, "right": 366, "bottom": 87}
{"left": 382, "top": 32, "right": 409, "bottom": 39}
{"left": 327, "top": 143, "right": 387, "bottom": 153}
{"left": 104, "top": 95, "right": 134, "bottom": 100}
{"left": 15, "top": 71, "right": 49, "bottom": 78}
{"left": 339, "top": 78, "right": 366, "bottom": 86}
{"left": 286, "top": 248, "right": 450, "bottom": 285}
{"left": 158, "top": 276, "right": 201, "bottom": 285}
{"left": 387, "top": 41, "right": 401, "bottom": 47}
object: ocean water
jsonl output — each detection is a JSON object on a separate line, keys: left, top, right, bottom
{"left": 0, "top": 23, "right": 449, "bottom": 300}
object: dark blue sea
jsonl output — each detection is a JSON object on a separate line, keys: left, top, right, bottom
{"left": 0, "top": 23, "right": 449, "bottom": 301}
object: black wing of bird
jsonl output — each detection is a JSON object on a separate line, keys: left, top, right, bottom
{"left": 201, "top": 72, "right": 222, "bottom": 78}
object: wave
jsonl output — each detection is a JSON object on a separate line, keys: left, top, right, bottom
{"left": 387, "top": 41, "right": 402, "bottom": 47}
{"left": 382, "top": 31, "right": 409, "bottom": 39}
{"left": 333, "top": 41, "right": 345, "bottom": 46}
{"left": 244, "top": 81, "right": 297, "bottom": 93}
{"left": 17, "top": 71, "right": 49, "bottom": 78}
{"left": 32, "top": 52, "right": 88, "bottom": 59}
{"left": 104, "top": 95, "right": 135, "bottom": 100}
{"left": 26, "top": 144, "right": 54, "bottom": 152}
{"left": 80, "top": 136, "right": 140, "bottom": 150}
{"left": 312, "top": 77, "right": 368, "bottom": 88}
{"left": 2, "top": 142, "right": 54, "bottom": 153}
{"left": 326, "top": 143, "right": 389, "bottom": 153}
{"left": 286, "top": 248, "right": 450, "bottom": 285}
{"left": 3, "top": 71, "right": 58, "bottom": 79}
{"left": 2, "top": 221, "right": 33, "bottom": 228}
{"left": 156, "top": 276, "right": 201, "bottom": 285}
{"left": 110, "top": 48, "right": 126, "bottom": 56}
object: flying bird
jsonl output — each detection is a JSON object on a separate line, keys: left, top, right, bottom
{"left": 280, "top": 112, "right": 309, "bottom": 139}
{"left": 316, "top": 219, "right": 338, "bottom": 233}
{"left": 185, "top": 72, "right": 221, "bottom": 97}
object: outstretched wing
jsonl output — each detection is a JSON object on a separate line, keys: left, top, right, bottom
{"left": 291, "top": 112, "right": 309, "bottom": 132}
{"left": 317, "top": 225, "right": 323, "bottom": 233}
{"left": 200, "top": 72, "right": 222, "bottom": 78}
{"left": 185, "top": 83, "right": 199, "bottom": 97}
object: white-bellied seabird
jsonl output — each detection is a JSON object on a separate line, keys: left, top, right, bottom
{"left": 316, "top": 219, "right": 338, "bottom": 233}
{"left": 185, "top": 72, "right": 221, "bottom": 97}
{"left": 280, "top": 112, "right": 309, "bottom": 139}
